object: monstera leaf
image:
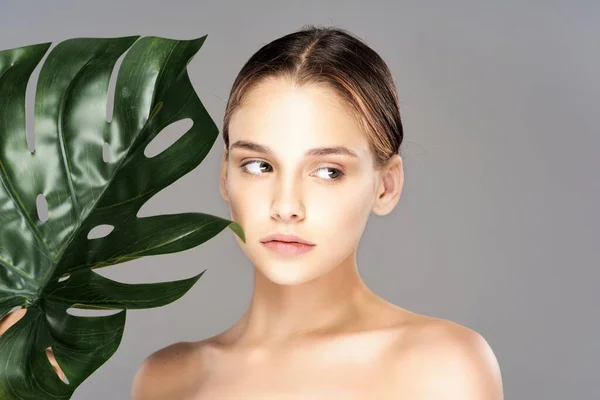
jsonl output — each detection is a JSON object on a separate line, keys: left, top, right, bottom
{"left": 0, "top": 35, "right": 244, "bottom": 399}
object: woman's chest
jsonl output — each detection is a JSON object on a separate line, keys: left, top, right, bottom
{"left": 191, "top": 334, "right": 401, "bottom": 399}
{"left": 194, "top": 360, "right": 392, "bottom": 399}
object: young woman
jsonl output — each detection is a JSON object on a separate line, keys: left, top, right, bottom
{"left": 0, "top": 24, "right": 503, "bottom": 399}
{"left": 0, "top": 24, "right": 503, "bottom": 400}
{"left": 130, "top": 25, "right": 504, "bottom": 399}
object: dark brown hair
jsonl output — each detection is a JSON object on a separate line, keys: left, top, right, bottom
{"left": 222, "top": 24, "right": 403, "bottom": 170}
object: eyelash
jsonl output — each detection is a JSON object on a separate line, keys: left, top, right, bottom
{"left": 239, "top": 160, "right": 345, "bottom": 183}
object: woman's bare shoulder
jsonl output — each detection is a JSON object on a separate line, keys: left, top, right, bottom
{"left": 131, "top": 339, "right": 212, "bottom": 400}
{"left": 390, "top": 315, "right": 504, "bottom": 398}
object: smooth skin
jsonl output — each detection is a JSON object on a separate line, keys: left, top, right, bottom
{"left": 130, "top": 77, "right": 503, "bottom": 399}
{"left": 0, "top": 76, "right": 503, "bottom": 399}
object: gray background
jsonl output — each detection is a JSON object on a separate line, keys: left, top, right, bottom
{"left": 1, "top": 0, "right": 598, "bottom": 398}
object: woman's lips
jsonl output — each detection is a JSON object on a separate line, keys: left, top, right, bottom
{"left": 261, "top": 240, "right": 316, "bottom": 255}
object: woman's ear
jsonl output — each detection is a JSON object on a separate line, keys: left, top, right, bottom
{"left": 220, "top": 144, "right": 230, "bottom": 202}
{"left": 372, "top": 154, "right": 404, "bottom": 216}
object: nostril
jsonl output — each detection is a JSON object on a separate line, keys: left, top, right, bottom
{"left": 46, "top": 346, "right": 70, "bottom": 384}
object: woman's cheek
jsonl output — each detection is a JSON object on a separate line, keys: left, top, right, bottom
{"left": 342, "top": 186, "right": 375, "bottom": 235}
{"left": 227, "top": 176, "right": 260, "bottom": 215}
{"left": 313, "top": 186, "right": 367, "bottom": 228}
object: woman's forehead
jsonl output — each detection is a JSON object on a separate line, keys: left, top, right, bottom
{"left": 239, "top": 78, "right": 351, "bottom": 114}
{"left": 230, "top": 80, "right": 367, "bottom": 150}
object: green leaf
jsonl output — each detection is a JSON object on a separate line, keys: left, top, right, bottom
{"left": 0, "top": 35, "right": 244, "bottom": 399}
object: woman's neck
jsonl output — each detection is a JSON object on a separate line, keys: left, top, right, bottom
{"left": 221, "top": 252, "right": 381, "bottom": 349}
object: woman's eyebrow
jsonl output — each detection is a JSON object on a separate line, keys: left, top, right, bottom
{"left": 229, "top": 140, "right": 359, "bottom": 158}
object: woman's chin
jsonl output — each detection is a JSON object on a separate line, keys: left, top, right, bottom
{"left": 255, "top": 264, "right": 323, "bottom": 286}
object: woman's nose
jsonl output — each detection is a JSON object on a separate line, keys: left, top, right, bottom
{"left": 269, "top": 181, "right": 305, "bottom": 222}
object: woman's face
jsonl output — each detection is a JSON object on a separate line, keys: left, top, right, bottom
{"left": 220, "top": 77, "right": 384, "bottom": 285}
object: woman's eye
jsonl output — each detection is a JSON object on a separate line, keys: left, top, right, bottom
{"left": 242, "top": 160, "right": 272, "bottom": 174}
{"left": 240, "top": 160, "right": 344, "bottom": 182}
{"left": 315, "top": 167, "right": 343, "bottom": 181}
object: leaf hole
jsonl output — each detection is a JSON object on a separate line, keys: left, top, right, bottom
{"left": 106, "top": 49, "right": 128, "bottom": 123}
{"left": 66, "top": 305, "right": 122, "bottom": 317}
{"left": 26, "top": 43, "right": 57, "bottom": 152}
{"left": 8, "top": 306, "right": 23, "bottom": 314}
{"left": 58, "top": 274, "right": 70, "bottom": 283}
{"left": 87, "top": 224, "right": 115, "bottom": 240}
{"left": 46, "top": 346, "right": 69, "bottom": 384}
{"left": 144, "top": 118, "right": 193, "bottom": 158}
{"left": 36, "top": 193, "right": 49, "bottom": 223}
{"left": 0, "top": 307, "right": 26, "bottom": 336}
{"left": 102, "top": 141, "right": 111, "bottom": 163}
